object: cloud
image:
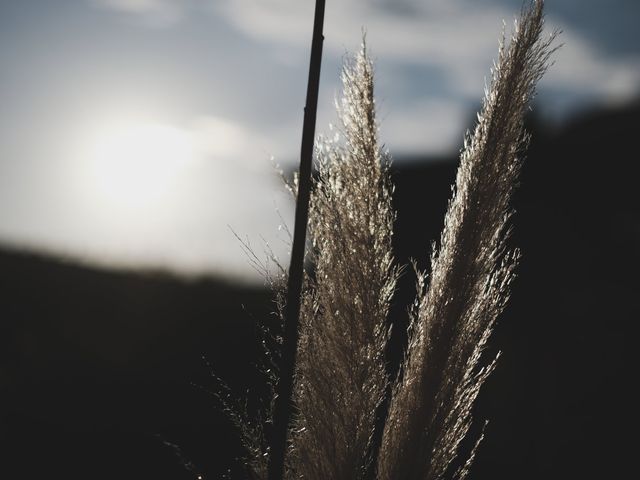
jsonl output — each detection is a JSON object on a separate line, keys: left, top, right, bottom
{"left": 90, "top": 0, "right": 640, "bottom": 123}
{"left": 190, "top": 115, "right": 269, "bottom": 162}
{"left": 158, "top": 115, "right": 294, "bottom": 279}
{"left": 214, "top": 0, "right": 640, "bottom": 112}
{"left": 214, "top": 1, "right": 509, "bottom": 71}
{"left": 91, "top": 0, "right": 188, "bottom": 26}
{"left": 379, "top": 98, "right": 469, "bottom": 156}
{"left": 62, "top": 112, "right": 294, "bottom": 279}
{"left": 540, "top": 24, "right": 640, "bottom": 107}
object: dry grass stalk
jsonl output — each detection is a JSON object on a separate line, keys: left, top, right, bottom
{"left": 226, "top": 2, "right": 556, "bottom": 478}
{"left": 376, "top": 2, "right": 557, "bottom": 479}
{"left": 287, "top": 42, "right": 399, "bottom": 480}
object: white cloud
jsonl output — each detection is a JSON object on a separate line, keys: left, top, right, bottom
{"left": 214, "top": 0, "right": 509, "bottom": 74}
{"left": 156, "top": 115, "right": 294, "bottom": 280}
{"left": 379, "top": 98, "right": 469, "bottom": 156}
{"left": 54, "top": 112, "right": 294, "bottom": 280}
{"left": 91, "top": 0, "right": 188, "bottom": 26}
{"left": 90, "top": 0, "right": 640, "bottom": 106}
{"left": 90, "top": 0, "right": 640, "bottom": 125}
{"left": 95, "top": 0, "right": 166, "bottom": 13}
{"left": 541, "top": 24, "right": 640, "bottom": 105}
{"left": 190, "top": 115, "right": 271, "bottom": 163}
{"left": 214, "top": 0, "right": 640, "bottom": 112}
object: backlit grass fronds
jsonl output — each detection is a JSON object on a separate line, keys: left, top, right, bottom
{"left": 287, "top": 42, "right": 399, "bottom": 480}
{"left": 222, "top": 233, "right": 289, "bottom": 480}
{"left": 377, "top": 2, "right": 557, "bottom": 479}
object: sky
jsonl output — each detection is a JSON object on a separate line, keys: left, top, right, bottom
{"left": 1, "top": 0, "right": 639, "bottom": 282}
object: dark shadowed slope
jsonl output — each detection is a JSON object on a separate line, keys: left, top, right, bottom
{"left": 0, "top": 249, "right": 273, "bottom": 479}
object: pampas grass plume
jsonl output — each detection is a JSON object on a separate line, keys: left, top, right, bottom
{"left": 224, "top": 2, "right": 557, "bottom": 479}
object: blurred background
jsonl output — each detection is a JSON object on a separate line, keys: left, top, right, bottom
{"left": 1, "top": 1, "right": 638, "bottom": 479}
{"left": 1, "top": 0, "right": 639, "bottom": 279}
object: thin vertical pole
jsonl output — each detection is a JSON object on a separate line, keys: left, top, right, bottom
{"left": 267, "top": 1, "right": 325, "bottom": 479}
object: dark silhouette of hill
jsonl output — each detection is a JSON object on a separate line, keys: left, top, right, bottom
{"left": 1, "top": 101, "right": 638, "bottom": 479}
{"left": 0, "top": 249, "right": 273, "bottom": 479}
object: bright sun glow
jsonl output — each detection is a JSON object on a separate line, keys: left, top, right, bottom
{"left": 79, "top": 120, "right": 198, "bottom": 211}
